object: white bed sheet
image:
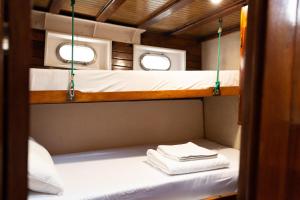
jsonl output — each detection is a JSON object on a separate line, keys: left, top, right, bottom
{"left": 30, "top": 69, "right": 239, "bottom": 92}
{"left": 28, "top": 140, "right": 239, "bottom": 200}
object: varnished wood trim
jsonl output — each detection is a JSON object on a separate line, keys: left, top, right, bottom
{"left": 171, "top": 0, "right": 247, "bottom": 35}
{"left": 0, "top": 0, "right": 3, "bottom": 197}
{"left": 49, "top": 0, "right": 68, "bottom": 14}
{"left": 238, "top": 0, "right": 268, "bottom": 199}
{"left": 30, "top": 87, "right": 240, "bottom": 104}
{"left": 204, "top": 192, "right": 237, "bottom": 200}
{"left": 96, "top": 0, "right": 127, "bottom": 22}
{"left": 4, "top": 0, "right": 31, "bottom": 199}
{"left": 138, "top": 0, "right": 194, "bottom": 29}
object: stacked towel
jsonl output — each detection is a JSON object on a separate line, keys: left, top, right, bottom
{"left": 147, "top": 142, "right": 229, "bottom": 175}
{"left": 157, "top": 142, "right": 217, "bottom": 161}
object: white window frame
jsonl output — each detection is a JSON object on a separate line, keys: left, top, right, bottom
{"left": 56, "top": 42, "right": 97, "bottom": 65}
{"left": 139, "top": 53, "right": 171, "bottom": 71}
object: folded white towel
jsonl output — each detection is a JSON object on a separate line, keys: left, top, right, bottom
{"left": 157, "top": 142, "right": 218, "bottom": 161}
{"left": 147, "top": 149, "right": 229, "bottom": 175}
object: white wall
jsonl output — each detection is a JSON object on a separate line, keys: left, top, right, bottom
{"left": 201, "top": 31, "right": 241, "bottom": 149}
{"left": 204, "top": 96, "right": 241, "bottom": 149}
{"left": 202, "top": 31, "right": 240, "bottom": 70}
{"left": 31, "top": 100, "right": 204, "bottom": 155}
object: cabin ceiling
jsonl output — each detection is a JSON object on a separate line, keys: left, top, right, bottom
{"left": 33, "top": 0, "right": 246, "bottom": 39}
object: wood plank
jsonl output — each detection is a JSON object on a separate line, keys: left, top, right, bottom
{"left": 112, "top": 58, "right": 133, "bottom": 67}
{"left": 288, "top": 5, "right": 300, "bottom": 198}
{"left": 0, "top": 0, "right": 3, "bottom": 196}
{"left": 238, "top": 6, "right": 248, "bottom": 124}
{"left": 238, "top": 0, "right": 267, "bottom": 199}
{"left": 31, "top": 57, "right": 44, "bottom": 67}
{"left": 112, "top": 65, "right": 133, "bottom": 70}
{"left": 112, "top": 42, "right": 133, "bottom": 53}
{"left": 138, "top": 0, "right": 194, "bottom": 29}
{"left": 171, "top": 0, "right": 246, "bottom": 35}
{"left": 112, "top": 51, "right": 133, "bottom": 60}
{"left": 204, "top": 192, "right": 237, "bottom": 200}
{"left": 3, "top": 0, "right": 31, "bottom": 199}
{"left": 96, "top": 0, "right": 127, "bottom": 22}
{"left": 30, "top": 87, "right": 240, "bottom": 104}
{"left": 32, "top": 41, "right": 45, "bottom": 58}
{"left": 256, "top": 0, "right": 298, "bottom": 198}
{"left": 49, "top": 0, "right": 68, "bottom": 14}
{"left": 31, "top": 29, "right": 45, "bottom": 41}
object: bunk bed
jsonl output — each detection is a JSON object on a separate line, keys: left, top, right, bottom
{"left": 28, "top": 139, "right": 239, "bottom": 200}
{"left": 30, "top": 69, "right": 240, "bottom": 104}
{"left": 28, "top": 1, "right": 245, "bottom": 199}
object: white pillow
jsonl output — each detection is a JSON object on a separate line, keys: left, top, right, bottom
{"left": 28, "top": 138, "right": 64, "bottom": 195}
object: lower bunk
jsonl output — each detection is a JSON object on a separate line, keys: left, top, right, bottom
{"left": 28, "top": 139, "right": 239, "bottom": 200}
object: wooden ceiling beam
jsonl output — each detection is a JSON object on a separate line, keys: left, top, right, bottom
{"left": 199, "top": 24, "right": 240, "bottom": 42}
{"left": 170, "top": 0, "right": 247, "bottom": 35}
{"left": 138, "top": 0, "right": 194, "bottom": 29}
{"left": 49, "top": 0, "right": 68, "bottom": 14}
{"left": 96, "top": 0, "right": 127, "bottom": 22}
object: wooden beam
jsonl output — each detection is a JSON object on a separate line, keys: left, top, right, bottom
{"left": 138, "top": 0, "right": 194, "bottom": 29}
{"left": 171, "top": 0, "right": 247, "bottom": 35}
{"left": 4, "top": 0, "right": 31, "bottom": 199}
{"left": 96, "top": 0, "right": 127, "bottom": 22}
{"left": 49, "top": 0, "right": 68, "bottom": 14}
{"left": 199, "top": 24, "right": 240, "bottom": 42}
{"left": 30, "top": 87, "right": 240, "bottom": 104}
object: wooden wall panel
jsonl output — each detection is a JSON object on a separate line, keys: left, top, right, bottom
{"left": 141, "top": 32, "right": 202, "bottom": 70}
{"left": 3, "top": 0, "right": 31, "bottom": 199}
{"left": 238, "top": 6, "right": 247, "bottom": 124}
{"left": 112, "top": 41, "right": 133, "bottom": 70}
{"left": 238, "top": 0, "right": 267, "bottom": 198}
{"left": 31, "top": 29, "right": 45, "bottom": 68}
{"left": 256, "top": 0, "right": 299, "bottom": 199}
{"left": 33, "top": 0, "right": 51, "bottom": 8}
{"left": 239, "top": 0, "right": 300, "bottom": 199}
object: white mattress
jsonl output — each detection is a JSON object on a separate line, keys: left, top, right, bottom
{"left": 28, "top": 140, "right": 239, "bottom": 200}
{"left": 30, "top": 69, "right": 239, "bottom": 92}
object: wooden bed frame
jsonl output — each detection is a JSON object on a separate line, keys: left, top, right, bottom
{"left": 204, "top": 192, "right": 237, "bottom": 200}
{"left": 30, "top": 86, "right": 240, "bottom": 104}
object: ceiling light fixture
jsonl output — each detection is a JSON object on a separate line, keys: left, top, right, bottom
{"left": 210, "top": 0, "right": 223, "bottom": 5}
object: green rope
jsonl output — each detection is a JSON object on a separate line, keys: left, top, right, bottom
{"left": 68, "top": 0, "right": 76, "bottom": 101}
{"left": 213, "top": 18, "right": 222, "bottom": 96}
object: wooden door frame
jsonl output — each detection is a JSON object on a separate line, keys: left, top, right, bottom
{"left": 239, "top": 0, "right": 300, "bottom": 199}
{"left": 238, "top": 0, "right": 268, "bottom": 199}
{"left": 0, "top": 0, "right": 297, "bottom": 199}
{"left": 1, "top": 0, "right": 31, "bottom": 199}
{"left": 0, "top": 0, "right": 270, "bottom": 199}
{"left": 0, "top": 0, "right": 3, "bottom": 198}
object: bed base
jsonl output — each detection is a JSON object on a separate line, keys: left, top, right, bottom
{"left": 30, "top": 86, "right": 240, "bottom": 104}
{"left": 204, "top": 192, "right": 237, "bottom": 200}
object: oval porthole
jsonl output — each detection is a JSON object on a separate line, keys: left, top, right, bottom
{"left": 56, "top": 43, "right": 96, "bottom": 65}
{"left": 140, "top": 53, "right": 171, "bottom": 71}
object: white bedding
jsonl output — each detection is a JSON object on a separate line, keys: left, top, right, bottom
{"left": 30, "top": 69, "right": 239, "bottom": 92}
{"left": 28, "top": 140, "right": 239, "bottom": 200}
{"left": 147, "top": 149, "right": 229, "bottom": 175}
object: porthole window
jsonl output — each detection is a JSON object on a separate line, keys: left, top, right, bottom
{"left": 140, "top": 53, "right": 171, "bottom": 71}
{"left": 56, "top": 43, "right": 96, "bottom": 65}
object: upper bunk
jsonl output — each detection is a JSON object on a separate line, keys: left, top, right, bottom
{"left": 30, "top": 69, "right": 240, "bottom": 104}
{"left": 30, "top": 0, "right": 247, "bottom": 104}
